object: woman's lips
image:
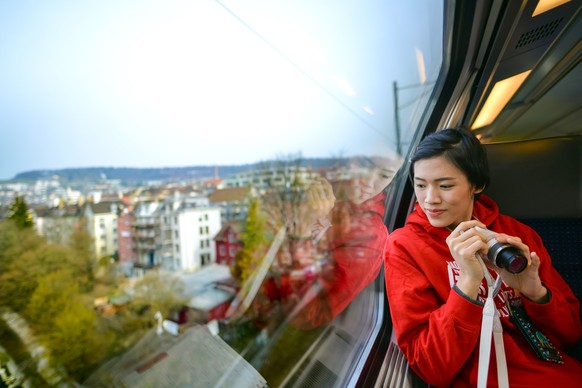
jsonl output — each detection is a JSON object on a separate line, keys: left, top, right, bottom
{"left": 425, "top": 209, "right": 444, "bottom": 217}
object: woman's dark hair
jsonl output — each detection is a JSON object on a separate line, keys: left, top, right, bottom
{"left": 409, "top": 128, "right": 490, "bottom": 194}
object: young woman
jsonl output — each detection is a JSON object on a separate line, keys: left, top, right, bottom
{"left": 384, "top": 128, "right": 582, "bottom": 387}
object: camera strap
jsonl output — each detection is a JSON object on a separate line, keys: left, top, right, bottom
{"left": 508, "top": 300, "right": 564, "bottom": 364}
{"left": 477, "top": 258, "right": 509, "bottom": 388}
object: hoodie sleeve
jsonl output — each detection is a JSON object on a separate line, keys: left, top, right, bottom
{"left": 518, "top": 226, "right": 582, "bottom": 349}
{"left": 384, "top": 234, "right": 484, "bottom": 387}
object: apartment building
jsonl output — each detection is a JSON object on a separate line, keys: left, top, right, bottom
{"left": 158, "top": 195, "right": 221, "bottom": 272}
{"left": 33, "top": 204, "right": 82, "bottom": 245}
{"left": 222, "top": 166, "right": 319, "bottom": 193}
{"left": 84, "top": 201, "right": 120, "bottom": 259}
{"left": 133, "top": 201, "right": 162, "bottom": 268}
{"left": 208, "top": 186, "right": 256, "bottom": 223}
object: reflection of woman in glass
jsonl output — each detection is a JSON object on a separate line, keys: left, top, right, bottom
{"left": 384, "top": 128, "right": 581, "bottom": 387}
{"left": 283, "top": 155, "right": 402, "bottom": 329}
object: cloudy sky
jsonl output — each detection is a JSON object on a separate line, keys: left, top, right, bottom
{"left": 0, "top": 0, "right": 442, "bottom": 180}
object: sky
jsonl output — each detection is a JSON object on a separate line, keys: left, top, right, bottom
{"left": 0, "top": 0, "right": 443, "bottom": 180}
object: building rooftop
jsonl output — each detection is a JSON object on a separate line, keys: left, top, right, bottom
{"left": 86, "top": 201, "right": 120, "bottom": 214}
{"left": 175, "top": 264, "right": 233, "bottom": 296}
{"left": 213, "top": 221, "right": 244, "bottom": 240}
{"left": 84, "top": 325, "right": 266, "bottom": 387}
{"left": 208, "top": 186, "right": 251, "bottom": 203}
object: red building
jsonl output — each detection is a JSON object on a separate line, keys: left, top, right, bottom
{"left": 117, "top": 203, "right": 138, "bottom": 264}
{"left": 213, "top": 221, "right": 243, "bottom": 266}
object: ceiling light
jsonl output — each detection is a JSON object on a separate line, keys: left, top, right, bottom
{"left": 532, "top": 0, "right": 571, "bottom": 17}
{"left": 471, "top": 70, "right": 531, "bottom": 130}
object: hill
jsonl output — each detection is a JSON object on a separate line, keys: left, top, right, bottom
{"left": 11, "top": 158, "right": 343, "bottom": 183}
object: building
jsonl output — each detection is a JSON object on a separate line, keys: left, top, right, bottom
{"left": 33, "top": 204, "right": 83, "bottom": 245}
{"left": 177, "top": 264, "right": 236, "bottom": 323}
{"left": 221, "top": 166, "right": 319, "bottom": 193}
{"left": 133, "top": 201, "right": 162, "bottom": 268}
{"left": 157, "top": 195, "right": 221, "bottom": 271}
{"left": 84, "top": 201, "right": 120, "bottom": 260}
{"left": 83, "top": 324, "right": 265, "bottom": 387}
{"left": 131, "top": 193, "right": 222, "bottom": 272}
{"left": 117, "top": 203, "right": 138, "bottom": 266}
{"left": 208, "top": 186, "right": 255, "bottom": 223}
{"left": 213, "top": 221, "right": 243, "bottom": 267}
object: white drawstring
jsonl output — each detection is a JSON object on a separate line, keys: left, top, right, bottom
{"left": 477, "top": 255, "right": 509, "bottom": 388}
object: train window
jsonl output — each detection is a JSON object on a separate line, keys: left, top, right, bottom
{"left": 0, "top": 0, "right": 443, "bottom": 386}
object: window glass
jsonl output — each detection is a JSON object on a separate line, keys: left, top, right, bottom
{"left": 0, "top": 0, "right": 442, "bottom": 386}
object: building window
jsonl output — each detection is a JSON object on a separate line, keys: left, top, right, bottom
{"left": 219, "top": 246, "right": 226, "bottom": 256}
{"left": 201, "top": 253, "right": 211, "bottom": 266}
{"left": 229, "top": 246, "right": 236, "bottom": 258}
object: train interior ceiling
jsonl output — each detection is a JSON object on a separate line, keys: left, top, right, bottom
{"left": 443, "top": 0, "right": 582, "bottom": 298}
{"left": 445, "top": 1, "right": 582, "bottom": 295}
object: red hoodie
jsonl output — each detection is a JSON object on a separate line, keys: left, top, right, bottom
{"left": 288, "top": 191, "right": 388, "bottom": 329}
{"left": 384, "top": 195, "right": 582, "bottom": 387}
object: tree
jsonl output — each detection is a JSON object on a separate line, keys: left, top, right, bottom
{"left": 232, "top": 198, "right": 267, "bottom": 283}
{"left": 45, "top": 300, "right": 114, "bottom": 381}
{"left": 8, "top": 196, "right": 33, "bottom": 229}
{"left": 0, "top": 221, "right": 45, "bottom": 310}
{"left": 130, "top": 272, "right": 188, "bottom": 320}
{"left": 0, "top": 221, "right": 116, "bottom": 382}
{"left": 257, "top": 153, "right": 316, "bottom": 237}
{"left": 26, "top": 270, "right": 80, "bottom": 325}
{"left": 69, "top": 217, "right": 96, "bottom": 290}
{"left": 1, "top": 244, "right": 76, "bottom": 312}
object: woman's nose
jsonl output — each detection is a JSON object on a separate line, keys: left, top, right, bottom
{"left": 358, "top": 176, "right": 373, "bottom": 187}
{"left": 425, "top": 186, "right": 440, "bottom": 203}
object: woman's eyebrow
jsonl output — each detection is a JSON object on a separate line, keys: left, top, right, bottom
{"left": 379, "top": 168, "right": 397, "bottom": 174}
{"left": 414, "top": 177, "right": 456, "bottom": 182}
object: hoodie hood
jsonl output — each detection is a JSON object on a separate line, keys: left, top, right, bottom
{"left": 406, "top": 194, "right": 499, "bottom": 238}
{"left": 356, "top": 190, "right": 386, "bottom": 216}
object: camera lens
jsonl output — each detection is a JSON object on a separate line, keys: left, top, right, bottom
{"left": 488, "top": 243, "right": 527, "bottom": 274}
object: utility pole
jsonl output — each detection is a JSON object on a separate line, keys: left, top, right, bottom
{"left": 393, "top": 81, "right": 402, "bottom": 155}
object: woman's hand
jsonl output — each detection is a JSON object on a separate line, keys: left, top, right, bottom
{"left": 293, "top": 176, "right": 336, "bottom": 237}
{"left": 446, "top": 220, "right": 488, "bottom": 299}
{"left": 306, "top": 177, "right": 336, "bottom": 219}
{"left": 490, "top": 234, "right": 548, "bottom": 303}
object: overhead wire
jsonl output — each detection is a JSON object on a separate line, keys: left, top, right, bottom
{"left": 212, "top": 0, "right": 390, "bottom": 141}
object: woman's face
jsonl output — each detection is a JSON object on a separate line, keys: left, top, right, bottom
{"left": 347, "top": 161, "right": 400, "bottom": 204}
{"left": 413, "top": 156, "right": 482, "bottom": 229}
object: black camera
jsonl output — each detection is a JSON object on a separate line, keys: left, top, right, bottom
{"left": 473, "top": 226, "right": 528, "bottom": 274}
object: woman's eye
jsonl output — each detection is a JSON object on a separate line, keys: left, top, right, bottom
{"left": 440, "top": 185, "right": 453, "bottom": 189}
{"left": 415, "top": 184, "right": 425, "bottom": 189}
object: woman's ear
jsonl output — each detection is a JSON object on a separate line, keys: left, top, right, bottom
{"left": 473, "top": 185, "right": 485, "bottom": 196}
